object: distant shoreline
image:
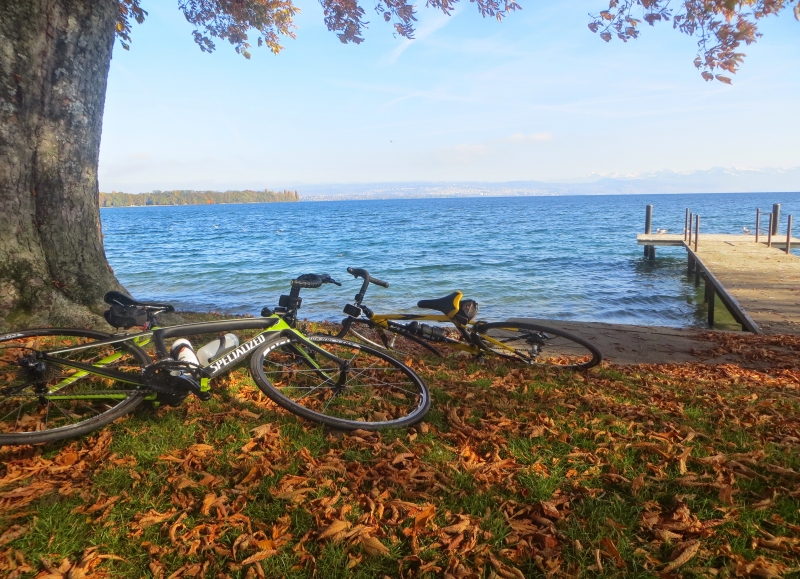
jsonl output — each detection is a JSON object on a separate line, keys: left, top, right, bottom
{"left": 99, "top": 189, "right": 299, "bottom": 208}
{"left": 100, "top": 201, "right": 288, "bottom": 208}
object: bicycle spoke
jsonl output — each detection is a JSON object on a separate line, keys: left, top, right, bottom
{"left": 252, "top": 335, "right": 429, "bottom": 430}
{"left": 0, "top": 329, "right": 149, "bottom": 445}
{"left": 478, "top": 322, "right": 601, "bottom": 370}
{"left": 295, "top": 378, "right": 338, "bottom": 401}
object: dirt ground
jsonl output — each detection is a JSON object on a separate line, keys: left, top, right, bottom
{"left": 514, "top": 319, "right": 798, "bottom": 368}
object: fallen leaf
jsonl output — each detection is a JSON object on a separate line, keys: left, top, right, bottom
{"left": 663, "top": 541, "right": 700, "bottom": 572}
{"left": 360, "top": 535, "right": 389, "bottom": 556}
{"left": 318, "top": 519, "right": 350, "bottom": 541}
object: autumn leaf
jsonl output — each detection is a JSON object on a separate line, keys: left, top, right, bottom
{"left": 599, "top": 537, "right": 626, "bottom": 568}
{"left": 241, "top": 549, "right": 278, "bottom": 565}
{"left": 0, "top": 524, "right": 28, "bottom": 547}
{"left": 719, "top": 484, "right": 734, "bottom": 506}
{"left": 318, "top": 519, "right": 350, "bottom": 542}
{"left": 489, "top": 553, "right": 525, "bottom": 579}
{"left": 663, "top": 541, "right": 700, "bottom": 572}
{"left": 188, "top": 444, "right": 215, "bottom": 458}
{"left": 359, "top": 535, "right": 390, "bottom": 556}
{"left": 56, "top": 452, "right": 79, "bottom": 466}
{"left": 135, "top": 508, "right": 178, "bottom": 529}
{"left": 413, "top": 505, "right": 436, "bottom": 532}
{"left": 441, "top": 517, "right": 472, "bottom": 535}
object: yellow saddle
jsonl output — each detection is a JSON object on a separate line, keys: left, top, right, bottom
{"left": 417, "top": 291, "right": 479, "bottom": 323}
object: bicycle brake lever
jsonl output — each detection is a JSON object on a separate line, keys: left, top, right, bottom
{"left": 320, "top": 274, "right": 342, "bottom": 286}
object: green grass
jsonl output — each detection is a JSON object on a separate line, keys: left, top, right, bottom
{"left": 1, "top": 349, "right": 799, "bottom": 579}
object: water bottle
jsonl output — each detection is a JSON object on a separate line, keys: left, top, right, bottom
{"left": 407, "top": 321, "right": 446, "bottom": 341}
{"left": 171, "top": 338, "right": 200, "bottom": 366}
{"left": 196, "top": 333, "right": 239, "bottom": 366}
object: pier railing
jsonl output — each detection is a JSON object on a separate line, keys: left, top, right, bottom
{"left": 755, "top": 209, "right": 774, "bottom": 246}
{"left": 684, "top": 209, "right": 700, "bottom": 251}
{"left": 755, "top": 206, "right": 794, "bottom": 253}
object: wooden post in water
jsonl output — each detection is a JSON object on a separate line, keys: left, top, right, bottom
{"left": 644, "top": 205, "right": 654, "bottom": 259}
{"left": 686, "top": 211, "right": 695, "bottom": 274}
{"left": 768, "top": 214, "right": 773, "bottom": 248}
{"left": 694, "top": 215, "right": 701, "bottom": 286}
{"left": 708, "top": 285, "right": 715, "bottom": 327}
{"left": 787, "top": 215, "right": 793, "bottom": 255}
{"left": 772, "top": 203, "right": 781, "bottom": 235}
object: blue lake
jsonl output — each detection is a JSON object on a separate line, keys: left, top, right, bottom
{"left": 101, "top": 192, "right": 800, "bottom": 328}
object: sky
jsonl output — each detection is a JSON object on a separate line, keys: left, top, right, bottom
{"left": 98, "top": 1, "right": 800, "bottom": 192}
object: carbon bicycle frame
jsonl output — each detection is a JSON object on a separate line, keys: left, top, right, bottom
{"left": 37, "top": 316, "right": 347, "bottom": 399}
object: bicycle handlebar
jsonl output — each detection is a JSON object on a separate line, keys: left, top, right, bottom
{"left": 291, "top": 273, "right": 342, "bottom": 289}
{"left": 347, "top": 267, "right": 389, "bottom": 288}
{"left": 347, "top": 267, "right": 389, "bottom": 307}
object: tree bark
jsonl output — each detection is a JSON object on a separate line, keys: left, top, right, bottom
{"left": 0, "top": 0, "right": 122, "bottom": 330}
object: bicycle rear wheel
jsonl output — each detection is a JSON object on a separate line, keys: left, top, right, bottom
{"left": 0, "top": 328, "right": 150, "bottom": 446}
{"left": 475, "top": 322, "right": 601, "bottom": 370}
{"left": 250, "top": 335, "right": 430, "bottom": 430}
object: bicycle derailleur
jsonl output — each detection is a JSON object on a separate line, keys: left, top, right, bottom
{"left": 143, "top": 360, "right": 211, "bottom": 405}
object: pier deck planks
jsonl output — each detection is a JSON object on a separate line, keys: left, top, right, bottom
{"left": 637, "top": 233, "right": 800, "bottom": 334}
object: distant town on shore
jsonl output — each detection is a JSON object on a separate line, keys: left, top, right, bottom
{"left": 99, "top": 189, "right": 300, "bottom": 207}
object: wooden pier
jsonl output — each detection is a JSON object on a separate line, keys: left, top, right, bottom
{"left": 637, "top": 205, "right": 800, "bottom": 334}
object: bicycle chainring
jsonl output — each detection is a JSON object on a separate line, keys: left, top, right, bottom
{"left": 142, "top": 361, "right": 202, "bottom": 396}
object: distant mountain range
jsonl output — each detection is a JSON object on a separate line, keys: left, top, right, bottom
{"left": 299, "top": 167, "right": 800, "bottom": 201}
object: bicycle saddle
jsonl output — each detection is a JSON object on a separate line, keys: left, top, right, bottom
{"left": 104, "top": 291, "right": 175, "bottom": 313}
{"left": 417, "top": 292, "right": 463, "bottom": 317}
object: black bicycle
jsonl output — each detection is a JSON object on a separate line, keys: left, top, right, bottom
{"left": 0, "top": 274, "right": 430, "bottom": 446}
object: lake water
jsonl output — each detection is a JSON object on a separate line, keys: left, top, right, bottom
{"left": 101, "top": 192, "right": 800, "bottom": 329}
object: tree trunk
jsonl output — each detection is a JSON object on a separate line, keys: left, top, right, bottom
{"left": 0, "top": 0, "right": 122, "bottom": 330}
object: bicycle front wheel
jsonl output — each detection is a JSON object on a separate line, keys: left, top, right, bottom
{"left": 250, "top": 335, "right": 430, "bottom": 430}
{"left": 475, "top": 322, "right": 601, "bottom": 370}
{"left": 0, "top": 328, "right": 151, "bottom": 446}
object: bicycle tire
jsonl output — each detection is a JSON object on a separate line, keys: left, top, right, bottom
{"left": 475, "top": 321, "right": 602, "bottom": 370}
{"left": 0, "top": 328, "right": 151, "bottom": 446}
{"left": 250, "top": 334, "right": 430, "bottom": 430}
{"left": 339, "top": 319, "right": 443, "bottom": 358}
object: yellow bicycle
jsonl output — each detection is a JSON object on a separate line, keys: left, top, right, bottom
{"left": 336, "top": 267, "right": 602, "bottom": 370}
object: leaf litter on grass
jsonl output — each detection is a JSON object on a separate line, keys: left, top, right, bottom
{"left": 0, "top": 331, "right": 799, "bottom": 578}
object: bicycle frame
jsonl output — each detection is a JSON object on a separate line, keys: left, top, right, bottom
{"left": 347, "top": 312, "right": 506, "bottom": 356}
{"left": 37, "top": 315, "right": 347, "bottom": 399}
